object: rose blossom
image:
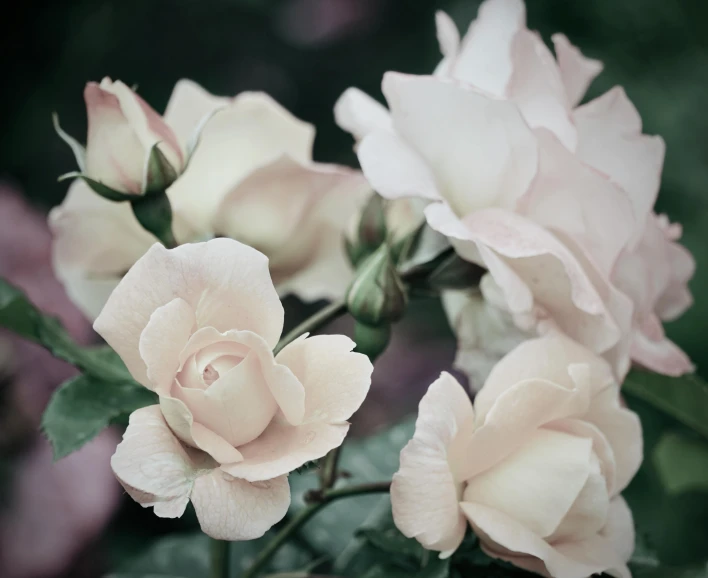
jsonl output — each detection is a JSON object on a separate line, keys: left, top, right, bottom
{"left": 51, "top": 80, "right": 369, "bottom": 321}
{"left": 335, "top": 0, "right": 694, "bottom": 382}
{"left": 392, "top": 333, "right": 642, "bottom": 578}
{"left": 95, "top": 238, "right": 372, "bottom": 540}
{"left": 83, "top": 78, "right": 184, "bottom": 194}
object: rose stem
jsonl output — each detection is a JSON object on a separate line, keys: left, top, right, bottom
{"left": 273, "top": 299, "right": 347, "bottom": 355}
{"left": 209, "top": 538, "right": 230, "bottom": 578}
{"left": 241, "top": 481, "right": 392, "bottom": 578}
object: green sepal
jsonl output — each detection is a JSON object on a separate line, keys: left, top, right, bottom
{"left": 131, "top": 190, "right": 177, "bottom": 248}
{"left": 52, "top": 112, "right": 86, "bottom": 172}
{"left": 58, "top": 171, "right": 137, "bottom": 202}
{"left": 142, "top": 142, "right": 179, "bottom": 194}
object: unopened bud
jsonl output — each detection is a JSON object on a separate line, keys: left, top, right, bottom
{"left": 346, "top": 244, "right": 407, "bottom": 327}
{"left": 346, "top": 193, "right": 387, "bottom": 267}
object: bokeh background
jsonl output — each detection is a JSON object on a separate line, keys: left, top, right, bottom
{"left": 1, "top": 0, "right": 707, "bottom": 576}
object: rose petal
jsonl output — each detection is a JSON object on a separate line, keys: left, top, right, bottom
{"left": 433, "top": 11, "right": 460, "bottom": 76}
{"left": 551, "top": 33, "right": 603, "bottom": 107}
{"left": 158, "top": 396, "right": 243, "bottom": 464}
{"left": 426, "top": 206, "right": 628, "bottom": 367}
{"left": 520, "top": 128, "right": 634, "bottom": 276}
{"left": 381, "top": 73, "right": 538, "bottom": 216}
{"left": 391, "top": 373, "right": 471, "bottom": 555}
{"left": 585, "top": 386, "right": 642, "bottom": 494}
{"left": 358, "top": 130, "right": 441, "bottom": 201}
{"left": 111, "top": 405, "right": 207, "bottom": 518}
{"left": 275, "top": 334, "right": 373, "bottom": 424}
{"left": 461, "top": 502, "right": 619, "bottom": 578}
{"left": 451, "top": 376, "right": 592, "bottom": 483}
{"left": 221, "top": 421, "right": 349, "bottom": 482}
{"left": 334, "top": 87, "right": 393, "bottom": 141}
{"left": 508, "top": 30, "right": 577, "bottom": 150}
{"left": 167, "top": 92, "right": 315, "bottom": 233}
{"left": 139, "top": 297, "right": 195, "bottom": 392}
{"left": 463, "top": 428, "right": 593, "bottom": 538}
{"left": 191, "top": 473, "right": 290, "bottom": 540}
{"left": 163, "top": 79, "right": 230, "bottom": 148}
{"left": 574, "top": 87, "right": 665, "bottom": 244}
{"left": 448, "top": 0, "right": 526, "bottom": 96}
{"left": 630, "top": 328, "right": 694, "bottom": 376}
{"left": 600, "top": 496, "right": 635, "bottom": 564}
{"left": 94, "top": 239, "right": 284, "bottom": 386}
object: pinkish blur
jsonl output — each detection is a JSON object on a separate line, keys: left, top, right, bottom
{"left": 0, "top": 183, "right": 120, "bottom": 578}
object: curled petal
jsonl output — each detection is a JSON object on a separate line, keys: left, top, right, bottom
{"left": 334, "top": 87, "right": 393, "bottom": 141}
{"left": 630, "top": 328, "right": 694, "bottom": 377}
{"left": 275, "top": 334, "right": 373, "bottom": 424}
{"left": 191, "top": 472, "right": 290, "bottom": 541}
{"left": 221, "top": 421, "right": 349, "bottom": 482}
{"left": 551, "top": 33, "right": 603, "bottom": 107}
{"left": 94, "top": 239, "right": 284, "bottom": 386}
{"left": 111, "top": 406, "right": 206, "bottom": 518}
{"left": 391, "top": 373, "right": 471, "bottom": 555}
{"left": 139, "top": 297, "right": 195, "bottom": 392}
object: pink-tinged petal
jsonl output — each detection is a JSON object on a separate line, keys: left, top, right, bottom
{"left": 357, "top": 130, "right": 441, "bottom": 201}
{"left": 585, "top": 386, "right": 642, "bottom": 494}
{"left": 452, "top": 376, "right": 591, "bottom": 483}
{"left": 176, "top": 327, "right": 305, "bottom": 425}
{"left": 191, "top": 473, "right": 290, "bottom": 540}
{"left": 463, "top": 428, "right": 593, "bottom": 538}
{"left": 433, "top": 11, "right": 460, "bottom": 76}
{"left": 600, "top": 496, "right": 635, "bottom": 564}
{"left": 94, "top": 239, "right": 284, "bottom": 386}
{"left": 334, "top": 87, "right": 393, "bottom": 142}
{"left": 427, "top": 206, "right": 627, "bottom": 367}
{"left": 520, "top": 129, "right": 634, "bottom": 276}
{"left": 110, "top": 405, "right": 205, "bottom": 518}
{"left": 213, "top": 156, "right": 367, "bottom": 269}
{"left": 163, "top": 79, "right": 230, "bottom": 148}
{"left": 508, "top": 30, "right": 577, "bottom": 150}
{"left": 546, "top": 417, "right": 617, "bottom": 496}
{"left": 391, "top": 373, "right": 472, "bottom": 555}
{"left": 49, "top": 180, "right": 155, "bottom": 321}
{"left": 630, "top": 327, "right": 694, "bottom": 376}
{"left": 138, "top": 298, "right": 195, "bottom": 392}
{"left": 381, "top": 73, "right": 538, "bottom": 216}
{"left": 167, "top": 92, "right": 314, "bottom": 233}
{"left": 477, "top": 333, "right": 614, "bottom": 416}
{"left": 551, "top": 34, "right": 603, "bottom": 107}
{"left": 221, "top": 421, "right": 349, "bottom": 482}
{"left": 275, "top": 334, "right": 373, "bottom": 424}
{"left": 574, "top": 87, "right": 665, "bottom": 243}
{"left": 461, "top": 502, "right": 618, "bottom": 578}
{"left": 104, "top": 79, "right": 184, "bottom": 173}
{"left": 84, "top": 82, "right": 146, "bottom": 193}
{"left": 158, "top": 396, "right": 243, "bottom": 465}
{"left": 554, "top": 530, "right": 631, "bottom": 578}
{"left": 174, "top": 352, "right": 279, "bottom": 448}
{"left": 656, "top": 239, "right": 694, "bottom": 321}
{"left": 449, "top": 0, "right": 526, "bottom": 96}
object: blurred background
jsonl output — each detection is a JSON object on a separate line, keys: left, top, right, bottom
{"left": 0, "top": 0, "right": 707, "bottom": 576}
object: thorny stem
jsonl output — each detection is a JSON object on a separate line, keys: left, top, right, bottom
{"left": 241, "top": 482, "right": 392, "bottom": 578}
{"left": 273, "top": 299, "right": 347, "bottom": 356}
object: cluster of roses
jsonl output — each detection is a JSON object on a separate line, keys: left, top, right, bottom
{"left": 49, "top": 1, "right": 694, "bottom": 577}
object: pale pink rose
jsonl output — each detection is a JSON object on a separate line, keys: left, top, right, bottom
{"left": 94, "top": 238, "right": 372, "bottom": 540}
{"left": 391, "top": 333, "right": 642, "bottom": 578}
{"left": 334, "top": 0, "right": 688, "bottom": 380}
{"left": 84, "top": 78, "right": 184, "bottom": 194}
{"left": 52, "top": 80, "right": 368, "bottom": 321}
{"left": 612, "top": 214, "right": 695, "bottom": 376}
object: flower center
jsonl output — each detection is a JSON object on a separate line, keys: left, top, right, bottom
{"left": 202, "top": 364, "right": 220, "bottom": 386}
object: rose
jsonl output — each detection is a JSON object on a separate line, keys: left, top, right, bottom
{"left": 334, "top": 0, "right": 694, "bottom": 382}
{"left": 391, "top": 332, "right": 642, "bottom": 578}
{"left": 96, "top": 238, "right": 372, "bottom": 540}
{"left": 51, "top": 80, "right": 369, "bottom": 321}
{"left": 83, "top": 78, "right": 184, "bottom": 194}
{"left": 612, "top": 214, "right": 695, "bottom": 376}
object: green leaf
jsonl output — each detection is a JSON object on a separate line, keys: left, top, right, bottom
{"left": 654, "top": 430, "right": 708, "bottom": 494}
{"left": 41, "top": 374, "right": 156, "bottom": 459}
{"left": 623, "top": 370, "right": 708, "bottom": 440}
{"left": 0, "top": 278, "right": 132, "bottom": 383}
{"left": 357, "top": 527, "right": 424, "bottom": 561}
